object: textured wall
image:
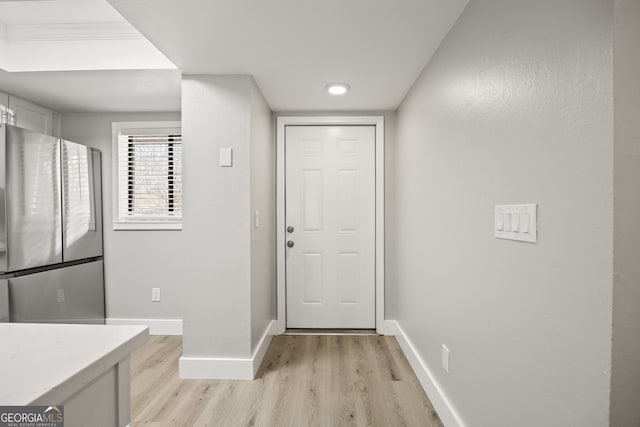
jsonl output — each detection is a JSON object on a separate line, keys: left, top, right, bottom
{"left": 392, "top": 0, "right": 613, "bottom": 425}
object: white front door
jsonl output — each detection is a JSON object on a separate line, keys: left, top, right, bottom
{"left": 285, "top": 125, "right": 376, "bottom": 328}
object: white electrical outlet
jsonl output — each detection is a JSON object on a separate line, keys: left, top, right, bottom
{"left": 442, "top": 344, "right": 450, "bottom": 373}
{"left": 151, "top": 288, "right": 161, "bottom": 302}
{"left": 56, "top": 289, "right": 65, "bottom": 303}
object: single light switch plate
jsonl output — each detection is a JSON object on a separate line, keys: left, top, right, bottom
{"left": 442, "top": 344, "right": 450, "bottom": 373}
{"left": 219, "top": 147, "right": 233, "bottom": 167}
{"left": 56, "top": 289, "right": 65, "bottom": 303}
{"left": 495, "top": 204, "right": 537, "bottom": 243}
{"left": 152, "top": 287, "right": 161, "bottom": 302}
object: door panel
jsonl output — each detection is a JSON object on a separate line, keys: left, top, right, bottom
{"left": 302, "top": 170, "right": 323, "bottom": 231}
{"left": 303, "top": 252, "right": 323, "bottom": 303}
{"left": 62, "top": 141, "right": 103, "bottom": 261}
{"left": 337, "top": 252, "right": 359, "bottom": 303}
{"left": 337, "top": 170, "right": 358, "bottom": 231}
{"left": 286, "top": 125, "right": 375, "bottom": 328}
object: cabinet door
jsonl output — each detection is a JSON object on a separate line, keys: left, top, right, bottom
{"left": 0, "top": 92, "right": 9, "bottom": 125}
{"left": 0, "top": 92, "right": 8, "bottom": 109}
{"left": 8, "top": 96, "right": 53, "bottom": 136}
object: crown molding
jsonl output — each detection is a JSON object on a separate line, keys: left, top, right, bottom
{"left": 7, "top": 22, "right": 144, "bottom": 42}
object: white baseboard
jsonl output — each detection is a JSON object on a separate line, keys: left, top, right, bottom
{"left": 179, "top": 320, "right": 274, "bottom": 380}
{"left": 269, "top": 319, "right": 285, "bottom": 335}
{"left": 392, "top": 320, "right": 466, "bottom": 427}
{"left": 377, "top": 319, "right": 399, "bottom": 336}
{"left": 252, "top": 321, "right": 274, "bottom": 376}
{"left": 106, "top": 318, "right": 183, "bottom": 336}
{"left": 179, "top": 355, "right": 256, "bottom": 380}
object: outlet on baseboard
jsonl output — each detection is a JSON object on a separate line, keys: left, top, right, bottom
{"left": 442, "top": 344, "right": 450, "bottom": 373}
{"left": 151, "top": 288, "right": 161, "bottom": 302}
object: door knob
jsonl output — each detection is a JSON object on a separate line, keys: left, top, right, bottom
{"left": 287, "top": 240, "right": 295, "bottom": 248}
{"left": 287, "top": 226, "right": 294, "bottom": 233}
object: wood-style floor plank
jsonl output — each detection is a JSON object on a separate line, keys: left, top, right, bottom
{"left": 131, "top": 335, "right": 443, "bottom": 427}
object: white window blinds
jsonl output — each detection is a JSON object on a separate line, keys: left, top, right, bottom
{"left": 116, "top": 129, "right": 182, "bottom": 224}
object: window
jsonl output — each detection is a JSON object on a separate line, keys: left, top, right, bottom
{"left": 112, "top": 121, "right": 182, "bottom": 230}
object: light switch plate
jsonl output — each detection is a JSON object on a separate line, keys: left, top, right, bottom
{"left": 152, "top": 287, "right": 161, "bottom": 302}
{"left": 495, "top": 204, "right": 537, "bottom": 243}
{"left": 219, "top": 147, "right": 233, "bottom": 167}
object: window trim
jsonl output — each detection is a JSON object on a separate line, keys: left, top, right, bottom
{"left": 112, "top": 121, "right": 182, "bottom": 231}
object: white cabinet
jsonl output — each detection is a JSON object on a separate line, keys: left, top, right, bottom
{"left": 0, "top": 324, "right": 148, "bottom": 427}
{"left": 0, "top": 91, "right": 13, "bottom": 126}
{"left": 0, "top": 92, "right": 60, "bottom": 137}
{"left": 8, "top": 95, "right": 54, "bottom": 136}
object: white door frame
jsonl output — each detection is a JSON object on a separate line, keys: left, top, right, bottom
{"left": 275, "top": 116, "right": 392, "bottom": 335}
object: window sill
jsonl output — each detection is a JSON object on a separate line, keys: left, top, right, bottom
{"left": 113, "top": 221, "right": 182, "bottom": 231}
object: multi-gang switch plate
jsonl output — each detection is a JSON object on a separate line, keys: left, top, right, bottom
{"left": 495, "top": 204, "right": 537, "bottom": 243}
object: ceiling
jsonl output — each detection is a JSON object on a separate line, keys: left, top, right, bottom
{"left": 107, "top": 0, "right": 469, "bottom": 111}
{"left": 0, "top": 0, "right": 468, "bottom": 113}
{"left": 0, "top": 0, "right": 178, "bottom": 112}
{"left": 0, "top": 0, "right": 174, "bottom": 72}
{"left": 0, "top": 0, "right": 119, "bottom": 25}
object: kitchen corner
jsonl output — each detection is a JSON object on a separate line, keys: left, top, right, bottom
{"left": 0, "top": 323, "right": 148, "bottom": 427}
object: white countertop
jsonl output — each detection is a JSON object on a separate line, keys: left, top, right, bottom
{"left": 0, "top": 323, "right": 148, "bottom": 405}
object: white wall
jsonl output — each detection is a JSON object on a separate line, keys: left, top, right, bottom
{"left": 61, "top": 112, "right": 182, "bottom": 323}
{"left": 611, "top": 0, "right": 640, "bottom": 425}
{"left": 392, "top": 0, "right": 613, "bottom": 426}
{"left": 181, "top": 75, "right": 253, "bottom": 358}
{"left": 180, "top": 75, "right": 275, "bottom": 369}
{"left": 250, "top": 79, "right": 276, "bottom": 352}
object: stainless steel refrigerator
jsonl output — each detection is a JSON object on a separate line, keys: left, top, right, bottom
{"left": 0, "top": 124, "right": 104, "bottom": 324}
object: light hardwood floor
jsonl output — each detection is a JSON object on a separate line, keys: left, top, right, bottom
{"left": 131, "top": 335, "right": 443, "bottom": 427}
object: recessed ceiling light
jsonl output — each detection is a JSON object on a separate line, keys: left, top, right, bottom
{"left": 326, "top": 83, "right": 350, "bottom": 95}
